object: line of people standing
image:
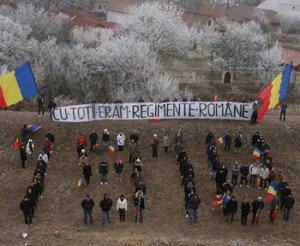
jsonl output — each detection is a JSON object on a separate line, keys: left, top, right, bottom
{"left": 19, "top": 130, "right": 55, "bottom": 225}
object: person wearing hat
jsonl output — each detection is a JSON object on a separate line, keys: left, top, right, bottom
{"left": 114, "top": 157, "right": 124, "bottom": 182}
{"left": 151, "top": 134, "right": 159, "bottom": 158}
{"left": 251, "top": 196, "right": 264, "bottom": 224}
{"left": 117, "top": 132, "right": 125, "bottom": 151}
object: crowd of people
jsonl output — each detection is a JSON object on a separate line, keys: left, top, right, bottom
{"left": 18, "top": 122, "right": 295, "bottom": 227}
{"left": 19, "top": 128, "right": 55, "bottom": 225}
{"left": 205, "top": 131, "right": 295, "bottom": 225}
{"left": 77, "top": 129, "right": 146, "bottom": 225}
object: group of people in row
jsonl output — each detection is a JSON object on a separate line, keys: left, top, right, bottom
{"left": 79, "top": 130, "right": 146, "bottom": 225}
{"left": 205, "top": 131, "right": 295, "bottom": 225}
{"left": 173, "top": 129, "right": 201, "bottom": 225}
{"left": 19, "top": 130, "right": 55, "bottom": 225}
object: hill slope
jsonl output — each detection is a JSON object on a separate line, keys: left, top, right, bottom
{"left": 0, "top": 110, "right": 299, "bottom": 245}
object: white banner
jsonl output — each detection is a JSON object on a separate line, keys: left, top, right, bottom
{"left": 51, "top": 102, "right": 253, "bottom": 122}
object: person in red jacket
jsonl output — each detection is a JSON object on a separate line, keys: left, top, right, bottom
{"left": 44, "top": 138, "right": 51, "bottom": 159}
{"left": 76, "top": 134, "right": 87, "bottom": 156}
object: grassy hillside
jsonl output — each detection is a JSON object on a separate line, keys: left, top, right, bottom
{"left": 0, "top": 110, "right": 299, "bottom": 245}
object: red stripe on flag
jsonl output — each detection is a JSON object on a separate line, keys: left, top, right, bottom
{"left": 265, "top": 193, "right": 275, "bottom": 201}
{"left": 257, "top": 84, "right": 273, "bottom": 122}
{"left": 0, "top": 86, "right": 7, "bottom": 108}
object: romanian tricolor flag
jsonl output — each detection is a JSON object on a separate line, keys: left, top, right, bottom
{"left": 216, "top": 136, "right": 225, "bottom": 144}
{"left": 214, "top": 95, "right": 219, "bottom": 102}
{"left": 108, "top": 143, "right": 116, "bottom": 154}
{"left": 257, "top": 63, "right": 292, "bottom": 122}
{"left": 251, "top": 148, "right": 262, "bottom": 160}
{"left": 12, "top": 138, "right": 20, "bottom": 149}
{"left": 265, "top": 181, "right": 279, "bottom": 201}
{"left": 77, "top": 177, "right": 85, "bottom": 188}
{"left": 27, "top": 125, "right": 42, "bottom": 132}
{"left": 0, "top": 61, "right": 38, "bottom": 108}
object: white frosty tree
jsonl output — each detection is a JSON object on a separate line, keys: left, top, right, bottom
{"left": 116, "top": 2, "right": 202, "bottom": 57}
{"left": 280, "top": 12, "right": 300, "bottom": 34}
{"left": 208, "top": 21, "right": 281, "bottom": 68}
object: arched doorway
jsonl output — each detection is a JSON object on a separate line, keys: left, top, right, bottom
{"left": 224, "top": 71, "right": 231, "bottom": 84}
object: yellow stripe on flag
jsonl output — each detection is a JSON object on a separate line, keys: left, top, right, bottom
{"left": 0, "top": 71, "right": 23, "bottom": 107}
{"left": 269, "top": 73, "right": 282, "bottom": 109}
{"left": 267, "top": 186, "right": 277, "bottom": 196}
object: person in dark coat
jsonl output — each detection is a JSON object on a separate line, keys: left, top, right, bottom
{"left": 220, "top": 163, "right": 228, "bottom": 178}
{"left": 240, "top": 163, "right": 249, "bottom": 188}
{"left": 21, "top": 125, "right": 28, "bottom": 143}
{"left": 114, "top": 157, "right": 124, "bottom": 182}
{"left": 37, "top": 94, "right": 45, "bottom": 116}
{"left": 234, "top": 132, "right": 243, "bottom": 153}
{"left": 151, "top": 134, "right": 159, "bottom": 158}
{"left": 205, "top": 132, "right": 214, "bottom": 146}
{"left": 279, "top": 180, "right": 290, "bottom": 210}
{"left": 135, "top": 182, "right": 146, "bottom": 195}
{"left": 251, "top": 132, "right": 260, "bottom": 147}
{"left": 241, "top": 198, "right": 250, "bottom": 226}
{"left": 47, "top": 98, "right": 57, "bottom": 112}
{"left": 188, "top": 194, "right": 201, "bottom": 225}
{"left": 279, "top": 102, "right": 287, "bottom": 121}
{"left": 225, "top": 196, "right": 238, "bottom": 223}
{"left": 134, "top": 192, "right": 145, "bottom": 223}
{"left": 215, "top": 170, "right": 227, "bottom": 194}
{"left": 99, "top": 194, "right": 113, "bottom": 225}
{"left": 25, "top": 188, "right": 36, "bottom": 218}
{"left": 99, "top": 159, "right": 109, "bottom": 184}
{"left": 224, "top": 132, "right": 232, "bottom": 152}
{"left": 20, "top": 197, "right": 32, "bottom": 225}
{"left": 20, "top": 144, "right": 27, "bottom": 169}
{"left": 130, "top": 130, "right": 139, "bottom": 143}
{"left": 251, "top": 197, "right": 264, "bottom": 224}
{"left": 283, "top": 194, "right": 294, "bottom": 222}
{"left": 83, "top": 162, "right": 92, "bottom": 185}
{"left": 81, "top": 195, "right": 94, "bottom": 225}
{"left": 89, "top": 130, "right": 98, "bottom": 152}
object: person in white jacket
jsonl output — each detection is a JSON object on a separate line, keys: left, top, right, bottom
{"left": 117, "top": 133, "right": 125, "bottom": 152}
{"left": 116, "top": 194, "right": 127, "bottom": 222}
{"left": 249, "top": 162, "right": 260, "bottom": 187}
{"left": 259, "top": 165, "right": 269, "bottom": 190}
{"left": 26, "top": 139, "right": 34, "bottom": 160}
{"left": 38, "top": 150, "right": 49, "bottom": 164}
